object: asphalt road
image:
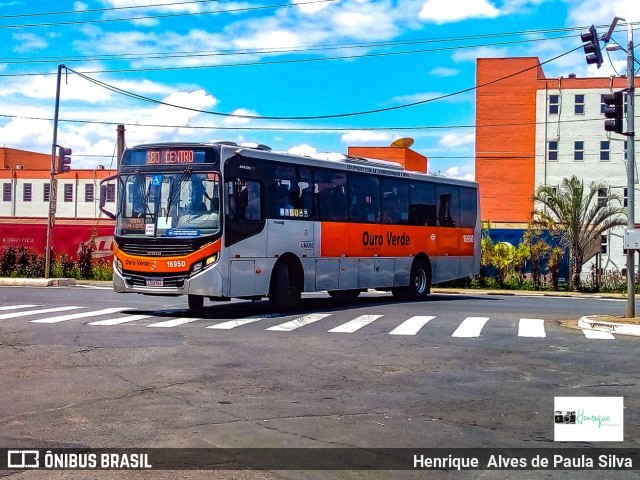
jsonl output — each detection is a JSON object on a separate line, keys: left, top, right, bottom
{"left": 0, "top": 285, "right": 638, "bottom": 480}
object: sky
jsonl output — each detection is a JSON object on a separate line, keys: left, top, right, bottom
{"left": 0, "top": 0, "right": 639, "bottom": 179}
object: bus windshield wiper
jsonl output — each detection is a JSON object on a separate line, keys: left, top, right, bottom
{"left": 165, "top": 168, "right": 192, "bottom": 219}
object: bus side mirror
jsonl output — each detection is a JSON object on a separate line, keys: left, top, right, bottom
{"left": 99, "top": 175, "right": 117, "bottom": 220}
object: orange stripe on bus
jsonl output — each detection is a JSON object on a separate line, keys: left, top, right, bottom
{"left": 320, "top": 222, "right": 475, "bottom": 257}
{"left": 114, "top": 239, "right": 221, "bottom": 273}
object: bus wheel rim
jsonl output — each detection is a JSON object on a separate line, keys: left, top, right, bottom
{"left": 415, "top": 270, "right": 426, "bottom": 293}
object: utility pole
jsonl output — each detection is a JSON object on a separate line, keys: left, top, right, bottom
{"left": 45, "top": 64, "right": 63, "bottom": 279}
{"left": 117, "top": 124, "right": 125, "bottom": 169}
{"left": 603, "top": 18, "right": 636, "bottom": 317}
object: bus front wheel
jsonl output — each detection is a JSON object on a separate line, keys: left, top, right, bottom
{"left": 188, "top": 294, "right": 204, "bottom": 312}
{"left": 269, "top": 263, "right": 301, "bottom": 311}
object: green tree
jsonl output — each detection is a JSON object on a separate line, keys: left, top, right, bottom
{"left": 532, "top": 176, "right": 626, "bottom": 290}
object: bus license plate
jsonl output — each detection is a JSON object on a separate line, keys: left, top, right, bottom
{"left": 146, "top": 279, "right": 163, "bottom": 287}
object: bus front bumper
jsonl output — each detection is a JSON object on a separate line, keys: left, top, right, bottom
{"left": 113, "top": 264, "right": 224, "bottom": 297}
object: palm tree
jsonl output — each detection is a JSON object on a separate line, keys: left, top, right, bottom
{"left": 532, "top": 175, "right": 626, "bottom": 290}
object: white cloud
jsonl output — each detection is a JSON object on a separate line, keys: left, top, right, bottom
{"left": 419, "top": 0, "right": 499, "bottom": 24}
{"left": 566, "top": 0, "right": 640, "bottom": 28}
{"left": 223, "top": 108, "right": 257, "bottom": 126}
{"left": 287, "top": 143, "right": 317, "bottom": 156}
{"left": 341, "top": 130, "right": 392, "bottom": 143}
{"left": 292, "top": 0, "right": 333, "bottom": 14}
{"left": 438, "top": 132, "right": 474, "bottom": 148}
{"left": 391, "top": 92, "right": 441, "bottom": 104}
{"left": 430, "top": 67, "right": 459, "bottom": 77}
{"left": 12, "top": 33, "right": 48, "bottom": 53}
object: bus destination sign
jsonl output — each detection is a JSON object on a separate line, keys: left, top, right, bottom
{"left": 146, "top": 150, "right": 195, "bottom": 165}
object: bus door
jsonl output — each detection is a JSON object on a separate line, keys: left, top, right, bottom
{"left": 224, "top": 156, "right": 267, "bottom": 296}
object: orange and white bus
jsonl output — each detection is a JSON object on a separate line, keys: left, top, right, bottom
{"left": 101, "top": 142, "right": 480, "bottom": 311}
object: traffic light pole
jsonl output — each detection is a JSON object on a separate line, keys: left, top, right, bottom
{"left": 45, "top": 64, "right": 63, "bottom": 279}
{"left": 624, "top": 22, "right": 636, "bottom": 318}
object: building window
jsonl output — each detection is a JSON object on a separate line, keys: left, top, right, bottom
{"left": 624, "top": 187, "right": 628, "bottom": 207}
{"left": 600, "top": 141, "right": 610, "bottom": 161}
{"left": 600, "top": 94, "right": 607, "bottom": 114}
{"left": 574, "top": 141, "right": 584, "bottom": 161}
{"left": 548, "top": 141, "right": 558, "bottom": 161}
{"left": 23, "top": 183, "right": 32, "bottom": 202}
{"left": 44, "top": 183, "right": 50, "bottom": 202}
{"left": 601, "top": 234, "right": 608, "bottom": 254}
{"left": 85, "top": 184, "right": 94, "bottom": 202}
{"left": 597, "top": 187, "right": 607, "bottom": 206}
{"left": 3, "top": 183, "right": 11, "bottom": 202}
{"left": 574, "top": 94, "right": 585, "bottom": 114}
{"left": 64, "top": 184, "right": 73, "bottom": 202}
{"left": 624, "top": 141, "right": 628, "bottom": 160}
{"left": 107, "top": 184, "right": 116, "bottom": 202}
{"left": 549, "top": 94, "right": 559, "bottom": 115}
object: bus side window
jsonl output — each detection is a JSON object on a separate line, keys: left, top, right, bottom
{"left": 228, "top": 179, "right": 261, "bottom": 221}
{"left": 409, "top": 181, "right": 436, "bottom": 226}
{"left": 316, "top": 170, "right": 346, "bottom": 221}
{"left": 349, "top": 174, "right": 379, "bottom": 223}
{"left": 436, "top": 185, "right": 459, "bottom": 227}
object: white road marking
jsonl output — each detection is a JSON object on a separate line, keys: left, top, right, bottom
{"left": 31, "top": 307, "right": 127, "bottom": 323}
{"left": 451, "top": 317, "right": 490, "bottom": 338}
{"left": 388, "top": 316, "right": 436, "bottom": 335}
{"left": 518, "top": 318, "right": 546, "bottom": 338}
{"left": 89, "top": 314, "right": 153, "bottom": 326}
{"left": 146, "top": 317, "right": 201, "bottom": 328}
{"left": 0, "top": 304, "right": 38, "bottom": 312}
{"left": 266, "top": 313, "right": 332, "bottom": 332}
{"left": 582, "top": 329, "right": 615, "bottom": 339}
{"left": 328, "top": 315, "right": 383, "bottom": 333}
{"left": 0, "top": 306, "right": 84, "bottom": 321}
{"left": 206, "top": 318, "right": 265, "bottom": 329}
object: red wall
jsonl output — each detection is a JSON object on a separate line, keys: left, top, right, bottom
{"left": 0, "top": 221, "right": 115, "bottom": 260}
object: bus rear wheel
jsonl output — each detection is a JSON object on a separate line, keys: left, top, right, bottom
{"left": 269, "top": 262, "right": 301, "bottom": 312}
{"left": 392, "top": 259, "right": 430, "bottom": 301}
{"left": 188, "top": 294, "right": 204, "bottom": 312}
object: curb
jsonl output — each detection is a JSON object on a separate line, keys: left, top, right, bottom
{"left": 431, "top": 288, "right": 626, "bottom": 300}
{"left": 0, "top": 278, "right": 76, "bottom": 287}
{"left": 578, "top": 315, "right": 640, "bottom": 337}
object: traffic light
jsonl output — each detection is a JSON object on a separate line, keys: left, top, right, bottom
{"left": 603, "top": 91, "right": 624, "bottom": 134}
{"left": 581, "top": 25, "right": 603, "bottom": 68}
{"left": 57, "top": 146, "right": 72, "bottom": 174}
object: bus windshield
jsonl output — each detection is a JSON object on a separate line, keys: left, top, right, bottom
{"left": 116, "top": 171, "right": 221, "bottom": 238}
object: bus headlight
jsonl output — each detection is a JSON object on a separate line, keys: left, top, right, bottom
{"left": 191, "top": 253, "right": 218, "bottom": 276}
{"left": 115, "top": 258, "right": 123, "bottom": 274}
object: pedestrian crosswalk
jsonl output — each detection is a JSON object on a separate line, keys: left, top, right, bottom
{"left": 0, "top": 303, "right": 625, "bottom": 340}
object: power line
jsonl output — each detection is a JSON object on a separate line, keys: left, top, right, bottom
{"left": 0, "top": 0, "right": 336, "bottom": 29}
{"left": 0, "top": 34, "right": 580, "bottom": 78}
{"left": 63, "top": 46, "right": 581, "bottom": 121}
{"left": 0, "top": 110, "right": 610, "bottom": 132}
{"left": 0, "top": 0, "right": 228, "bottom": 20}
{"left": 0, "top": 32, "right": 579, "bottom": 67}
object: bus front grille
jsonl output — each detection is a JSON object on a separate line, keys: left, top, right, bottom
{"left": 124, "top": 273, "right": 187, "bottom": 288}
{"left": 118, "top": 242, "right": 195, "bottom": 257}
